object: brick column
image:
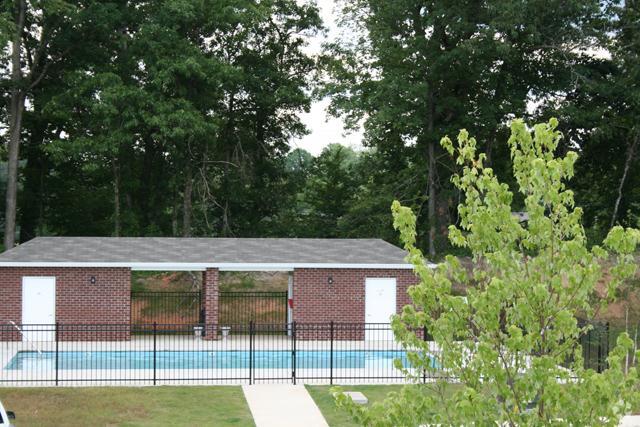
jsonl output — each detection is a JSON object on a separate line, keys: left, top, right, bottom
{"left": 202, "top": 268, "right": 219, "bottom": 339}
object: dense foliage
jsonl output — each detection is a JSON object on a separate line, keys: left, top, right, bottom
{"left": 323, "top": 0, "right": 639, "bottom": 256}
{"left": 334, "top": 119, "right": 640, "bottom": 425}
{"left": 0, "top": 0, "right": 638, "bottom": 255}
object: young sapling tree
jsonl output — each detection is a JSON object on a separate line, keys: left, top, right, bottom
{"left": 334, "top": 118, "right": 640, "bottom": 426}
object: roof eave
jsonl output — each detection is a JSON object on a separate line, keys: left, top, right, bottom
{"left": 0, "top": 261, "right": 419, "bottom": 271}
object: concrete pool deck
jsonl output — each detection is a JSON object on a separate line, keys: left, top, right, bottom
{"left": 243, "top": 384, "right": 329, "bottom": 427}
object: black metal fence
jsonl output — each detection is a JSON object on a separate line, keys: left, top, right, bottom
{"left": 131, "top": 291, "right": 289, "bottom": 332}
{"left": 0, "top": 322, "right": 431, "bottom": 386}
{"left": 0, "top": 322, "right": 612, "bottom": 387}
{"left": 219, "top": 292, "right": 288, "bottom": 325}
{"left": 580, "top": 321, "right": 609, "bottom": 372}
{"left": 131, "top": 292, "right": 202, "bottom": 331}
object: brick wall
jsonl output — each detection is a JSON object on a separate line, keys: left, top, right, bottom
{"left": 0, "top": 267, "right": 131, "bottom": 341}
{"left": 292, "top": 268, "right": 418, "bottom": 339}
{"left": 202, "top": 267, "right": 219, "bottom": 339}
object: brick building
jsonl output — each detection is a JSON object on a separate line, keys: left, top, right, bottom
{"left": 0, "top": 237, "right": 425, "bottom": 341}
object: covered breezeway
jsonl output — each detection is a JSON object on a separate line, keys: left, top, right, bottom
{"left": 130, "top": 271, "right": 291, "bottom": 334}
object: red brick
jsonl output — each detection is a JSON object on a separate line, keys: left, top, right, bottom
{"left": 202, "top": 268, "right": 219, "bottom": 340}
{"left": 292, "top": 268, "right": 419, "bottom": 339}
{"left": 0, "top": 267, "right": 131, "bottom": 341}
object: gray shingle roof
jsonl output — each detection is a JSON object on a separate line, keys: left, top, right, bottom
{"left": 0, "top": 237, "right": 411, "bottom": 267}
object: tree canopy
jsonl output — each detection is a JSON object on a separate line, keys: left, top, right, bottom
{"left": 0, "top": 0, "right": 638, "bottom": 256}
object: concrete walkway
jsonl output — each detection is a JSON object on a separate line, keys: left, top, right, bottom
{"left": 242, "top": 384, "right": 329, "bottom": 427}
{"left": 620, "top": 415, "right": 640, "bottom": 426}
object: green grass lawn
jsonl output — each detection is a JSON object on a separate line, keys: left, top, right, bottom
{"left": 306, "top": 384, "right": 404, "bottom": 427}
{"left": 0, "top": 386, "right": 255, "bottom": 427}
{"left": 307, "top": 384, "right": 467, "bottom": 427}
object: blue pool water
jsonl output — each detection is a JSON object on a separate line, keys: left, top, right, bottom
{"left": 5, "top": 350, "right": 437, "bottom": 371}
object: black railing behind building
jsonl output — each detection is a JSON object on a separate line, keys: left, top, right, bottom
{"left": 132, "top": 291, "right": 289, "bottom": 333}
{"left": 219, "top": 291, "right": 288, "bottom": 325}
{"left": 580, "top": 321, "right": 610, "bottom": 372}
{"left": 131, "top": 292, "right": 202, "bottom": 333}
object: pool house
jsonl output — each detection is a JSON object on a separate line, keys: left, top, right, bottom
{"left": 0, "top": 237, "right": 436, "bottom": 386}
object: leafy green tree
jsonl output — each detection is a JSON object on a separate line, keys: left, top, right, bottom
{"left": 1, "top": 0, "right": 79, "bottom": 248}
{"left": 301, "top": 144, "right": 359, "bottom": 237}
{"left": 40, "top": 0, "right": 152, "bottom": 236}
{"left": 285, "top": 148, "right": 314, "bottom": 189}
{"left": 335, "top": 119, "right": 640, "bottom": 425}
{"left": 337, "top": 146, "right": 422, "bottom": 244}
{"left": 323, "top": 0, "right": 606, "bottom": 257}
{"left": 266, "top": 148, "right": 313, "bottom": 236}
{"left": 190, "top": 0, "right": 322, "bottom": 237}
{"left": 554, "top": 0, "right": 640, "bottom": 241}
{"left": 29, "top": 0, "right": 322, "bottom": 238}
{"left": 0, "top": 0, "right": 150, "bottom": 239}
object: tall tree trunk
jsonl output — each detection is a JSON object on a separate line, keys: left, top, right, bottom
{"left": 221, "top": 201, "right": 231, "bottom": 236}
{"left": 112, "top": 158, "right": 121, "bottom": 237}
{"left": 182, "top": 163, "right": 193, "bottom": 237}
{"left": 38, "top": 163, "right": 45, "bottom": 236}
{"left": 5, "top": 0, "right": 27, "bottom": 250}
{"left": 427, "top": 141, "right": 436, "bottom": 258}
{"left": 486, "top": 136, "right": 496, "bottom": 167}
{"left": 427, "top": 88, "right": 437, "bottom": 259}
{"left": 172, "top": 190, "right": 179, "bottom": 236}
{"left": 413, "top": 4, "right": 438, "bottom": 259}
{"left": 611, "top": 133, "right": 638, "bottom": 228}
{"left": 19, "top": 120, "right": 47, "bottom": 243}
{"left": 139, "top": 138, "right": 155, "bottom": 229}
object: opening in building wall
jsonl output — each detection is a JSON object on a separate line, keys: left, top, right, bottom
{"left": 130, "top": 271, "right": 291, "bottom": 334}
{"left": 218, "top": 271, "right": 289, "bottom": 325}
{"left": 130, "top": 271, "right": 203, "bottom": 333}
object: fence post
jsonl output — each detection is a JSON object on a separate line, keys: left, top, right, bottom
{"left": 55, "top": 322, "right": 59, "bottom": 386}
{"left": 597, "top": 322, "right": 609, "bottom": 373}
{"left": 284, "top": 293, "right": 289, "bottom": 324}
{"left": 596, "top": 325, "right": 601, "bottom": 373}
{"left": 329, "top": 321, "right": 334, "bottom": 385}
{"left": 604, "top": 322, "right": 610, "bottom": 372}
{"left": 584, "top": 328, "right": 590, "bottom": 370}
{"left": 153, "top": 322, "right": 157, "bottom": 385}
{"left": 292, "top": 321, "right": 297, "bottom": 385}
{"left": 423, "top": 325, "right": 428, "bottom": 383}
{"left": 249, "top": 321, "right": 254, "bottom": 385}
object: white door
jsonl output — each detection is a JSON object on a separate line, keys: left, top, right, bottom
{"left": 365, "top": 278, "right": 396, "bottom": 340}
{"left": 22, "top": 277, "right": 56, "bottom": 342}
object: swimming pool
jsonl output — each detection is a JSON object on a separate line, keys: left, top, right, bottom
{"left": 5, "top": 350, "right": 438, "bottom": 371}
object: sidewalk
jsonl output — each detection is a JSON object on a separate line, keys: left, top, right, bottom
{"left": 242, "top": 384, "right": 329, "bottom": 427}
{"left": 621, "top": 416, "right": 640, "bottom": 426}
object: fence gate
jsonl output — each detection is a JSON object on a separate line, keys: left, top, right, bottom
{"left": 219, "top": 292, "right": 288, "bottom": 325}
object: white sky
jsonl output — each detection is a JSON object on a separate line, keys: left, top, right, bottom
{"left": 290, "top": 0, "right": 364, "bottom": 156}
